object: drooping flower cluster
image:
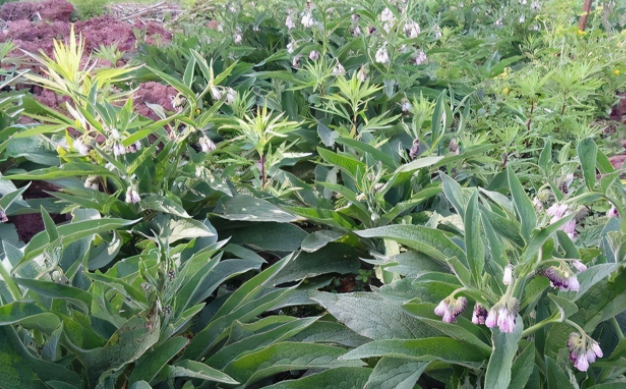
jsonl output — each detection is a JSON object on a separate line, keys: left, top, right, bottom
{"left": 409, "top": 138, "right": 420, "bottom": 160}
{"left": 233, "top": 28, "right": 243, "bottom": 44}
{"left": 471, "top": 304, "right": 488, "bottom": 325}
{"left": 301, "top": 12, "right": 314, "bottom": 28}
{"left": 125, "top": 187, "right": 141, "bottom": 204}
{"left": 414, "top": 50, "right": 427, "bottom": 65}
{"left": 84, "top": 175, "right": 99, "bottom": 191}
{"left": 333, "top": 62, "right": 346, "bottom": 77}
{"left": 568, "top": 332, "right": 603, "bottom": 371}
{"left": 285, "top": 13, "right": 296, "bottom": 30}
{"left": 542, "top": 265, "right": 580, "bottom": 292}
{"left": 375, "top": 46, "right": 389, "bottom": 64}
{"left": 380, "top": 7, "right": 395, "bottom": 33}
{"left": 73, "top": 138, "right": 90, "bottom": 156}
{"left": 434, "top": 296, "right": 468, "bottom": 323}
{"left": 485, "top": 297, "right": 519, "bottom": 333}
{"left": 404, "top": 21, "right": 420, "bottom": 38}
{"left": 449, "top": 139, "right": 459, "bottom": 156}
{"left": 198, "top": 136, "right": 216, "bottom": 153}
{"left": 546, "top": 203, "right": 577, "bottom": 240}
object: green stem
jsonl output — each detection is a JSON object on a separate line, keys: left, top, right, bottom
{"left": 0, "top": 262, "right": 21, "bottom": 301}
{"left": 611, "top": 317, "right": 624, "bottom": 340}
{"left": 565, "top": 319, "right": 586, "bottom": 335}
{"left": 521, "top": 319, "right": 554, "bottom": 338}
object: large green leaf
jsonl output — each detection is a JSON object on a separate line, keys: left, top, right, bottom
{"left": 0, "top": 326, "right": 82, "bottom": 389}
{"left": 128, "top": 337, "right": 188, "bottom": 384}
{"left": 507, "top": 166, "right": 536, "bottom": 242}
{"left": 508, "top": 342, "right": 536, "bottom": 389}
{"left": 340, "top": 338, "right": 488, "bottom": 368}
{"left": 12, "top": 278, "right": 92, "bottom": 312}
{"left": 224, "top": 342, "right": 364, "bottom": 385}
{"left": 484, "top": 316, "right": 523, "bottom": 389}
{"left": 263, "top": 367, "right": 373, "bottom": 389}
{"left": 171, "top": 360, "right": 238, "bottom": 384}
{"left": 355, "top": 225, "right": 466, "bottom": 264}
{"left": 81, "top": 314, "right": 161, "bottom": 384}
{"left": 465, "top": 190, "right": 485, "bottom": 284}
{"left": 317, "top": 147, "right": 366, "bottom": 178}
{"left": 215, "top": 195, "right": 296, "bottom": 223}
{"left": 16, "top": 218, "right": 138, "bottom": 270}
{"left": 273, "top": 243, "right": 360, "bottom": 284}
{"left": 226, "top": 222, "right": 308, "bottom": 252}
{"left": 7, "top": 163, "right": 117, "bottom": 180}
{"left": 206, "top": 317, "right": 319, "bottom": 369}
{"left": 364, "top": 358, "right": 429, "bottom": 389}
{"left": 577, "top": 138, "right": 597, "bottom": 191}
{"left": 312, "top": 291, "right": 439, "bottom": 340}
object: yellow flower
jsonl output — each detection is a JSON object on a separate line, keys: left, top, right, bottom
{"left": 577, "top": 29, "right": 586, "bottom": 36}
{"left": 502, "top": 87, "right": 510, "bottom": 95}
{"left": 615, "top": 69, "right": 621, "bottom": 76}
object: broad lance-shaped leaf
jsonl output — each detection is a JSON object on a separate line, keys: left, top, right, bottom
{"left": 441, "top": 172, "right": 467, "bottom": 216}
{"left": 214, "top": 195, "right": 296, "bottom": 223}
{"left": 539, "top": 138, "right": 552, "bottom": 173}
{"left": 364, "top": 358, "right": 430, "bottom": 389}
{"left": 484, "top": 316, "right": 523, "bottom": 389}
{"left": 127, "top": 337, "right": 188, "bottom": 384}
{"left": 184, "top": 256, "right": 295, "bottom": 359}
{"left": 0, "top": 301, "right": 61, "bottom": 334}
{"left": 0, "top": 326, "right": 82, "bottom": 389}
{"left": 340, "top": 337, "right": 488, "bottom": 369}
{"left": 355, "top": 225, "right": 466, "bottom": 265}
{"left": 508, "top": 342, "right": 535, "bottom": 389}
{"left": 206, "top": 317, "right": 320, "bottom": 369}
{"left": 577, "top": 138, "right": 597, "bottom": 191}
{"left": 15, "top": 217, "right": 139, "bottom": 271}
{"left": 224, "top": 342, "right": 365, "bottom": 385}
{"left": 312, "top": 291, "right": 440, "bottom": 340}
{"left": 171, "top": 360, "right": 238, "bottom": 384}
{"left": 317, "top": 147, "right": 366, "bottom": 178}
{"left": 7, "top": 163, "right": 118, "bottom": 180}
{"left": 80, "top": 314, "right": 161, "bottom": 385}
{"left": 465, "top": 190, "right": 485, "bottom": 285}
{"left": 507, "top": 166, "right": 536, "bottom": 242}
{"left": 12, "top": 278, "right": 92, "bottom": 312}
{"left": 264, "top": 367, "right": 373, "bottom": 389}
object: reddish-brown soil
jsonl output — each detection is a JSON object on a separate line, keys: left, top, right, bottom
{"left": 134, "top": 81, "right": 178, "bottom": 120}
{"left": 0, "top": 0, "right": 74, "bottom": 22}
{"left": 9, "top": 182, "right": 68, "bottom": 243}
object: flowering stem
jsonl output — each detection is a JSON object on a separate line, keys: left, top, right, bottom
{"left": 521, "top": 319, "right": 554, "bottom": 338}
{"left": 565, "top": 319, "right": 586, "bottom": 336}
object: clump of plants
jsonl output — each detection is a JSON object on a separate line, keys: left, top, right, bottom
{"left": 0, "top": 0, "right": 625, "bottom": 388}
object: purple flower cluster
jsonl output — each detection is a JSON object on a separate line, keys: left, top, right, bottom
{"left": 471, "top": 304, "right": 488, "bottom": 325}
{"left": 486, "top": 306, "right": 518, "bottom": 333}
{"left": 0, "top": 209, "right": 7, "bottom": 223}
{"left": 434, "top": 297, "right": 468, "bottom": 323}
{"left": 568, "top": 332, "right": 603, "bottom": 371}
{"left": 544, "top": 267, "right": 580, "bottom": 292}
{"left": 546, "top": 203, "right": 577, "bottom": 240}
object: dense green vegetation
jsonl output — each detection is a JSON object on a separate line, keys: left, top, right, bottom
{"left": 1, "top": 0, "right": 626, "bottom": 388}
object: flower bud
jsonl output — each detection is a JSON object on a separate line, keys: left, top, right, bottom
{"left": 503, "top": 265, "right": 513, "bottom": 285}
